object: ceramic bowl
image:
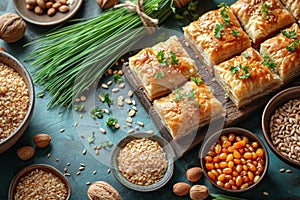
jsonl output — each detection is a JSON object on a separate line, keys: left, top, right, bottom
{"left": 0, "top": 51, "right": 35, "bottom": 154}
{"left": 200, "top": 127, "right": 269, "bottom": 192}
{"left": 13, "top": 0, "right": 83, "bottom": 26}
{"left": 110, "top": 132, "right": 175, "bottom": 192}
{"left": 9, "top": 164, "right": 71, "bottom": 199}
{"left": 262, "top": 86, "right": 300, "bottom": 167}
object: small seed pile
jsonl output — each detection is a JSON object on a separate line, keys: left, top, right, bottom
{"left": 25, "top": 0, "right": 71, "bottom": 16}
{"left": 270, "top": 99, "right": 300, "bottom": 163}
{"left": 0, "top": 63, "right": 29, "bottom": 141}
{"left": 117, "top": 138, "right": 168, "bottom": 186}
{"left": 14, "top": 169, "right": 68, "bottom": 200}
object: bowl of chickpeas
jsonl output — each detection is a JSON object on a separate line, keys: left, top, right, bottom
{"left": 200, "top": 127, "right": 268, "bottom": 192}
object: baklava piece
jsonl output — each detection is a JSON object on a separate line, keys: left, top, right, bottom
{"left": 260, "top": 23, "right": 300, "bottom": 84}
{"left": 183, "top": 3, "right": 251, "bottom": 69}
{"left": 281, "top": 0, "right": 300, "bottom": 24}
{"left": 214, "top": 47, "right": 281, "bottom": 108}
{"left": 153, "top": 80, "right": 224, "bottom": 139}
{"left": 231, "top": 0, "right": 295, "bottom": 48}
{"left": 129, "top": 36, "right": 199, "bottom": 101}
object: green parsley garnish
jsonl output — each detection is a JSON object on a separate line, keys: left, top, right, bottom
{"left": 230, "top": 64, "right": 251, "bottom": 79}
{"left": 218, "top": 2, "right": 231, "bottom": 26}
{"left": 232, "top": 30, "right": 240, "bottom": 37}
{"left": 191, "top": 76, "right": 203, "bottom": 85}
{"left": 87, "top": 132, "right": 96, "bottom": 144}
{"left": 101, "top": 93, "right": 113, "bottom": 107}
{"left": 170, "top": 51, "right": 179, "bottom": 66}
{"left": 154, "top": 71, "right": 165, "bottom": 79}
{"left": 100, "top": 141, "right": 113, "bottom": 148}
{"left": 106, "top": 117, "right": 118, "bottom": 127}
{"left": 242, "top": 52, "right": 251, "bottom": 58}
{"left": 174, "top": 88, "right": 200, "bottom": 107}
{"left": 73, "top": 104, "right": 85, "bottom": 112}
{"left": 90, "top": 107, "right": 103, "bottom": 119}
{"left": 225, "top": 93, "right": 229, "bottom": 99}
{"left": 281, "top": 29, "right": 297, "bottom": 39}
{"left": 263, "top": 53, "right": 277, "bottom": 69}
{"left": 113, "top": 74, "right": 122, "bottom": 83}
{"left": 156, "top": 51, "right": 169, "bottom": 66}
{"left": 214, "top": 23, "right": 225, "bottom": 38}
{"left": 261, "top": 2, "right": 272, "bottom": 20}
{"left": 286, "top": 39, "right": 300, "bottom": 52}
{"left": 230, "top": 64, "right": 241, "bottom": 74}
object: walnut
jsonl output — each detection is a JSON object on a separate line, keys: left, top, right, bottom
{"left": 96, "top": 0, "right": 119, "bottom": 10}
{"left": 189, "top": 185, "right": 209, "bottom": 200}
{"left": 0, "top": 13, "right": 26, "bottom": 43}
{"left": 87, "top": 181, "right": 122, "bottom": 200}
{"left": 174, "top": 0, "right": 190, "bottom": 9}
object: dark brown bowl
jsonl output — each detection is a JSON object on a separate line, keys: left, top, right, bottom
{"left": 0, "top": 52, "right": 35, "bottom": 154}
{"left": 262, "top": 86, "right": 300, "bottom": 167}
{"left": 200, "top": 127, "right": 269, "bottom": 193}
{"left": 9, "top": 164, "right": 71, "bottom": 200}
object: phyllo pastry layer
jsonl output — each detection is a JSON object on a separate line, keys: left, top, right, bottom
{"left": 153, "top": 80, "right": 224, "bottom": 139}
{"left": 281, "top": 0, "right": 300, "bottom": 24}
{"left": 260, "top": 23, "right": 300, "bottom": 84}
{"left": 214, "top": 47, "right": 281, "bottom": 108}
{"left": 183, "top": 3, "right": 250, "bottom": 69}
{"left": 230, "top": 0, "right": 295, "bottom": 47}
{"left": 129, "top": 36, "right": 199, "bottom": 101}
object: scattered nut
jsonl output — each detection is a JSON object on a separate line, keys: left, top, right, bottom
{"left": 186, "top": 167, "right": 203, "bottom": 183}
{"left": 58, "top": 5, "right": 69, "bottom": 13}
{"left": 87, "top": 181, "right": 121, "bottom": 200}
{"left": 0, "top": 13, "right": 26, "bottom": 43}
{"left": 17, "top": 146, "right": 35, "bottom": 160}
{"left": 189, "top": 185, "right": 209, "bottom": 200}
{"left": 52, "top": 2, "right": 62, "bottom": 9}
{"left": 25, "top": 0, "right": 36, "bottom": 5}
{"left": 34, "top": 6, "right": 44, "bottom": 15}
{"left": 173, "top": 182, "right": 191, "bottom": 196}
{"left": 36, "top": 0, "right": 46, "bottom": 9}
{"left": 33, "top": 133, "right": 51, "bottom": 148}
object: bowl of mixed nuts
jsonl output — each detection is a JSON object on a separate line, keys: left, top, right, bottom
{"left": 0, "top": 51, "right": 34, "bottom": 154}
{"left": 9, "top": 164, "right": 71, "bottom": 200}
{"left": 200, "top": 127, "right": 269, "bottom": 192}
{"left": 110, "top": 132, "right": 175, "bottom": 192}
{"left": 262, "top": 86, "right": 300, "bottom": 167}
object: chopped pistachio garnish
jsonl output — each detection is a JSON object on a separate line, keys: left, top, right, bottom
{"left": 191, "top": 76, "right": 203, "bottom": 85}
{"left": 261, "top": 2, "right": 272, "bottom": 20}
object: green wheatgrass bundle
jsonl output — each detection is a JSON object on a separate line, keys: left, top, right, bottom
{"left": 25, "top": 0, "right": 174, "bottom": 110}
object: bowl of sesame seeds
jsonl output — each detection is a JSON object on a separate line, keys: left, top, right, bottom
{"left": 0, "top": 51, "right": 35, "bottom": 153}
{"left": 9, "top": 164, "right": 71, "bottom": 200}
{"left": 110, "top": 132, "right": 175, "bottom": 192}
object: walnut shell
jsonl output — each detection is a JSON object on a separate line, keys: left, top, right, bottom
{"left": 189, "top": 185, "right": 209, "bottom": 200}
{"left": 87, "top": 181, "right": 122, "bottom": 200}
{"left": 0, "top": 13, "right": 26, "bottom": 43}
{"left": 17, "top": 146, "right": 35, "bottom": 160}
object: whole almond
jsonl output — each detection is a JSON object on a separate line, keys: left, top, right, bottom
{"left": 47, "top": 8, "right": 56, "bottom": 16}
{"left": 17, "top": 146, "right": 35, "bottom": 160}
{"left": 45, "top": 1, "right": 54, "bottom": 9}
{"left": 34, "top": 6, "right": 44, "bottom": 15}
{"left": 36, "top": 0, "right": 46, "bottom": 9}
{"left": 186, "top": 167, "right": 203, "bottom": 182}
{"left": 25, "top": 0, "right": 36, "bottom": 6}
{"left": 33, "top": 133, "right": 51, "bottom": 148}
{"left": 173, "top": 182, "right": 191, "bottom": 196}
{"left": 52, "top": 2, "right": 62, "bottom": 9}
{"left": 58, "top": 5, "right": 69, "bottom": 13}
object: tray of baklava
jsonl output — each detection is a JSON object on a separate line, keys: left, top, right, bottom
{"left": 123, "top": 0, "right": 300, "bottom": 157}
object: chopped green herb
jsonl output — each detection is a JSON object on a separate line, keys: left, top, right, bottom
{"left": 73, "top": 104, "right": 85, "bottom": 112}
{"left": 261, "top": 2, "right": 272, "bottom": 20}
{"left": 113, "top": 74, "right": 122, "bottom": 83}
{"left": 214, "top": 23, "right": 225, "bottom": 38}
{"left": 281, "top": 29, "right": 297, "bottom": 39}
{"left": 242, "top": 52, "right": 251, "bottom": 58}
{"left": 170, "top": 51, "right": 179, "bottom": 66}
{"left": 210, "top": 193, "right": 247, "bottom": 200}
{"left": 100, "top": 141, "right": 113, "bottom": 148}
{"left": 101, "top": 93, "right": 113, "bottom": 107}
{"left": 191, "top": 76, "right": 203, "bottom": 85}
{"left": 154, "top": 71, "right": 165, "bottom": 79}
{"left": 156, "top": 51, "right": 169, "bottom": 66}
{"left": 90, "top": 107, "right": 103, "bottom": 119}
{"left": 232, "top": 30, "right": 240, "bottom": 37}
{"left": 37, "top": 91, "right": 45, "bottom": 98}
{"left": 286, "top": 39, "right": 300, "bottom": 52}
{"left": 87, "top": 132, "right": 95, "bottom": 144}
{"left": 106, "top": 117, "right": 118, "bottom": 127}
{"left": 225, "top": 93, "right": 229, "bottom": 99}
{"left": 230, "top": 64, "right": 241, "bottom": 74}
{"left": 239, "top": 66, "right": 251, "bottom": 79}
{"left": 263, "top": 53, "right": 277, "bottom": 69}
{"left": 218, "top": 2, "right": 231, "bottom": 26}
{"left": 230, "top": 64, "right": 251, "bottom": 79}
{"left": 150, "top": 3, "right": 159, "bottom": 11}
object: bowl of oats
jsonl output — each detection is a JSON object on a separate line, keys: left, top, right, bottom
{"left": 9, "top": 164, "right": 71, "bottom": 200}
{"left": 0, "top": 51, "right": 34, "bottom": 154}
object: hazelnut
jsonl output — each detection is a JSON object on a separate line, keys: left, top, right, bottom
{"left": 58, "top": 5, "right": 69, "bottom": 13}
{"left": 189, "top": 185, "right": 209, "bottom": 200}
{"left": 186, "top": 167, "right": 203, "bottom": 182}
{"left": 25, "top": 0, "right": 36, "bottom": 6}
{"left": 33, "top": 133, "right": 51, "bottom": 148}
{"left": 45, "top": 2, "right": 54, "bottom": 9}
{"left": 173, "top": 182, "right": 191, "bottom": 196}
{"left": 0, "top": 13, "right": 26, "bottom": 43}
{"left": 47, "top": 8, "right": 56, "bottom": 16}
{"left": 36, "top": 0, "right": 46, "bottom": 9}
{"left": 34, "top": 6, "right": 44, "bottom": 15}
{"left": 52, "top": 2, "right": 62, "bottom": 9}
{"left": 17, "top": 146, "right": 35, "bottom": 160}
{"left": 87, "top": 181, "right": 122, "bottom": 200}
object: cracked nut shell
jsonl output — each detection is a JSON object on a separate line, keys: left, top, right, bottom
{"left": 189, "top": 185, "right": 209, "bottom": 200}
{"left": 33, "top": 133, "right": 51, "bottom": 148}
{"left": 87, "top": 181, "right": 121, "bottom": 200}
{"left": 0, "top": 13, "right": 26, "bottom": 43}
